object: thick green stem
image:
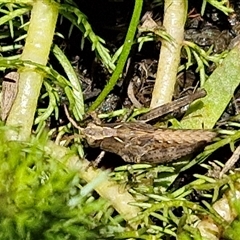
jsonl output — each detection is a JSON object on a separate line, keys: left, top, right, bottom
{"left": 46, "top": 141, "right": 140, "bottom": 225}
{"left": 150, "top": 0, "right": 187, "bottom": 108}
{"left": 6, "top": 0, "right": 58, "bottom": 141}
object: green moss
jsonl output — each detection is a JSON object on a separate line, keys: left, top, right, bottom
{"left": 0, "top": 126, "right": 108, "bottom": 239}
{"left": 223, "top": 217, "right": 240, "bottom": 240}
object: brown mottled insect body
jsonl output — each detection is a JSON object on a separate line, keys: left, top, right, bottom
{"left": 1, "top": 72, "right": 19, "bottom": 121}
{"left": 82, "top": 122, "right": 217, "bottom": 163}
{"left": 65, "top": 89, "right": 216, "bottom": 164}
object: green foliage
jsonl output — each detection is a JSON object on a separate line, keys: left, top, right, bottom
{"left": 59, "top": 0, "right": 116, "bottom": 71}
{"left": 0, "top": 125, "right": 110, "bottom": 239}
{"left": 181, "top": 41, "right": 228, "bottom": 86}
{"left": 0, "top": 0, "right": 239, "bottom": 239}
{"left": 0, "top": 57, "right": 84, "bottom": 129}
{"left": 202, "top": 0, "right": 234, "bottom": 15}
{"left": 111, "top": 162, "right": 240, "bottom": 239}
{"left": 181, "top": 45, "right": 240, "bottom": 129}
{"left": 223, "top": 217, "right": 240, "bottom": 240}
{"left": 0, "top": 0, "right": 116, "bottom": 130}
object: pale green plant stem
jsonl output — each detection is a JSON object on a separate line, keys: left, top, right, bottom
{"left": 6, "top": 0, "right": 58, "bottom": 141}
{"left": 150, "top": 0, "right": 187, "bottom": 108}
{"left": 46, "top": 141, "right": 140, "bottom": 226}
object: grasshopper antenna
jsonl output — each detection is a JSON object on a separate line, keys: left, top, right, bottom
{"left": 64, "top": 104, "right": 83, "bottom": 131}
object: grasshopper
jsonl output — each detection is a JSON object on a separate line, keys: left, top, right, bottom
{"left": 65, "top": 89, "right": 217, "bottom": 164}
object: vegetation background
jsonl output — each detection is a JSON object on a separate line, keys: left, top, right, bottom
{"left": 1, "top": 0, "right": 240, "bottom": 239}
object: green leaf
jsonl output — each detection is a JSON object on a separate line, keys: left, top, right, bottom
{"left": 181, "top": 45, "right": 240, "bottom": 129}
